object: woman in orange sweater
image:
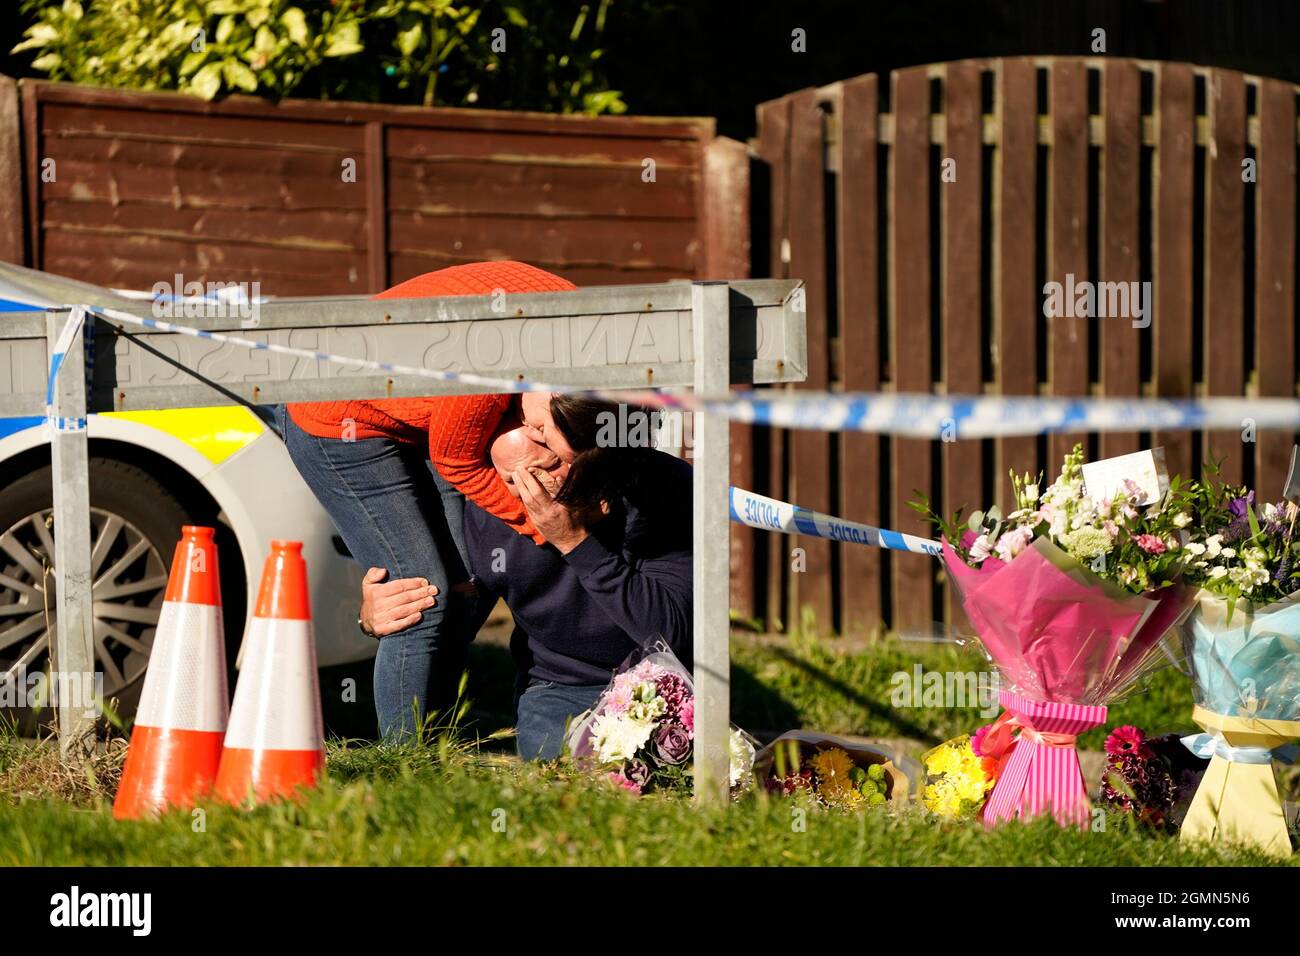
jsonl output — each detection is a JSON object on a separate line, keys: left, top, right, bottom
{"left": 276, "top": 261, "right": 576, "bottom": 739}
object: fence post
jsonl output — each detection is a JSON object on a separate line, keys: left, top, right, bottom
{"left": 45, "top": 308, "right": 96, "bottom": 763}
{"left": 692, "top": 281, "right": 731, "bottom": 803}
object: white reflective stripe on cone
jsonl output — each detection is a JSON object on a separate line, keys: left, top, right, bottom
{"left": 134, "top": 600, "right": 229, "bottom": 733}
{"left": 223, "top": 616, "right": 323, "bottom": 751}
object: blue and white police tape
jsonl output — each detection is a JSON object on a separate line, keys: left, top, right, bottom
{"left": 45, "top": 306, "right": 88, "bottom": 433}
{"left": 711, "top": 392, "right": 1300, "bottom": 439}
{"left": 729, "top": 486, "right": 942, "bottom": 557}
{"left": 88, "top": 304, "right": 1300, "bottom": 439}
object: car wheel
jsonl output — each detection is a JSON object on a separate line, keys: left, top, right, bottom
{"left": 0, "top": 458, "right": 192, "bottom": 733}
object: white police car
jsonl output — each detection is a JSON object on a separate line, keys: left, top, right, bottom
{"left": 0, "top": 265, "right": 373, "bottom": 730}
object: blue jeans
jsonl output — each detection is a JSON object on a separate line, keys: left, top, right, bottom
{"left": 276, "top": 405, "right": 475, "bottom": 740}
{"left": 515, "top": 680, "right": 606, "bottom": 761}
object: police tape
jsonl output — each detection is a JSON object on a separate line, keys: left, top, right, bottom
{"left": 729, "top": 486, "right": 942, "bottom": 556}
{"left": 89, "top": 304, "right": 946, "bottom": 556}
{"left": 45, "top": 306, "right": 89, "bottom": 433}
{"left": 86, "top": 304, "right": 1300, "bottom": 439}
{"left": 712, "top": 392, "right": 1300, "bottom": 438}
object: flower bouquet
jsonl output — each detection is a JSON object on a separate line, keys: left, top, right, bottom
{"left": 915, "top": 445, "right": 1193, "bottom": 828}
{"left": 1176, "top": 483, "right": 1300, "bottom": 856}
{"left": 754, "top": 732, "right": 915, "bottom": 811}
{"left": 565, "top": 640, "right": 756, "bottom": 796}
{"left": 922, "top": 733, "right": 998, "bottom": 819}
{"left": 1097, "top": 725, "right": 1204, "bottom": 831}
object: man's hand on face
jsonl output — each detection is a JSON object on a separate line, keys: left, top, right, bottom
{"left": 360, "top": 567, "right": 438, "bottom": 636}
{"left": 513, "top": 466, "right": 590, "bottom": 554}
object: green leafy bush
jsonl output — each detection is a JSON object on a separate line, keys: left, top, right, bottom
{"left": 12, "top": 0, "right": 626, "bottom": 113}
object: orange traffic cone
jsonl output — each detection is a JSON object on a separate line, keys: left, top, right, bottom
{"left": 214, "top": 540, "right": 324, "bottom": 805}
{"left": 114, "top": 526, "right": 228, "bottom": 820}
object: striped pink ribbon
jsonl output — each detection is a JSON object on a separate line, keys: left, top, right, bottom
{"left": 982, "top": 691, "right": 1107, "bottom": 830}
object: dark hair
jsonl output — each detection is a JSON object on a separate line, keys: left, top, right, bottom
{"left": 550, "top": 394, "right": 655, "bottom": 514}
{"left": 554, "top": 447, "right": 625, "bottom": 513}
{"left": 547, "top": 394, "right": 621, "bottom": 453}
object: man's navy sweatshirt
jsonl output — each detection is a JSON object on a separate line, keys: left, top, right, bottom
{"left": 464, "top": 449, "right": 693, "bottom": 687}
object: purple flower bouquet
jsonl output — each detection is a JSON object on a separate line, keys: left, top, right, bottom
{"left": 565, "top": 639, "right": 756, "bottom": 795}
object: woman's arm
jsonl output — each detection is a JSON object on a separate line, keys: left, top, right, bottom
{"left": 427, "top": 394, "right": 545, "bottom": 544}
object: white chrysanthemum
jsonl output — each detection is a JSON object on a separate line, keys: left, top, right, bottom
{"left": 1205, "top": 535, "right": 1223, "bottom": 559}
{"left": 1173, "top": 512, "right": 1192, "bottom": 528}
{"left": 1228, "top": 565, "right": 1269, "bottom": 590}
{"left": 1185, "top": 541, "right": 1206, "bottom": 556}
{"left": 590, "top": 712, "right": 656, "bottom": 763}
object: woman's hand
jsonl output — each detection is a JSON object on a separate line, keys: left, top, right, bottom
{"left": 360, "top": 567, "right": 438, "bottom": 637}
{"left": 513, "top": 466, "right": 589, "bottom": 554}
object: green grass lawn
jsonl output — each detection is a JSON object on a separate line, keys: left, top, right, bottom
{"left": 0, "top": 633, "right": 1294, "bottom": 866}
{"left": 0, "top": 741, "right": 1292, "bottom": 867}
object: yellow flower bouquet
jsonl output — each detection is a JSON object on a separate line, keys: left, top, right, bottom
{"left": 922, "top": 734, "right": 999, "bottom": 819}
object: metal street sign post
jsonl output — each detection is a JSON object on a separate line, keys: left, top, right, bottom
{"left": 44, "top": 310, "right": 95, "bottom": 760}
{"left": 0, "top": 266, "right": 807, "bottom": 795}
{"left": 691, "top": 281, "right": 732, "bottom": 801}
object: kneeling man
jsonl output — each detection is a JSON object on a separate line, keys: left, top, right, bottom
{"left": 363, "top": 417, "right": 693, "bottom": 759}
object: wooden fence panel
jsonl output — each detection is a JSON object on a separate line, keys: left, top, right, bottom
{"left": 15, "top": 80, "right": 718, "bottom": 292}
{"left": 1154, "top": 63, "right": 1196, "bottom": 482}
{"left": 941, "top": 61, "right": 983, "bottom": 626}
{"left": 832, "top": 75, "right": 883, "bottom": 636}
{"left": 993, "top": 59, "right": 1040, "bottom": 508}
{"left": 1255, "top": 78, "right": 1297, "bottom": 497}
{"left": 786, "top": 89, "right": 835, "bottom": 630}
{"left": 1048, "top": 60, "right": 1090, "bottom": 467}
{"left": 1099, "top": 60, "right": 1141, "bottom": 462}
{"left": 1204, "top": 69, "right": 1246, "bottom": 486}
{"left": 753, "top": 57, "right": 1300, "bottom": 637}
{"left": 754, "top": 95, "right": 793, "bottom": 631}
{"left": 0, "top": 76, "right": 28, "bottom": 265}
{"left": 889, "top": 67, "right": 934, "bottom": 634}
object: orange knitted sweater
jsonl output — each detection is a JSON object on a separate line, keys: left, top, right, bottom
{"left": 286, "top": 261, "right": 578, "bottom": 545}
